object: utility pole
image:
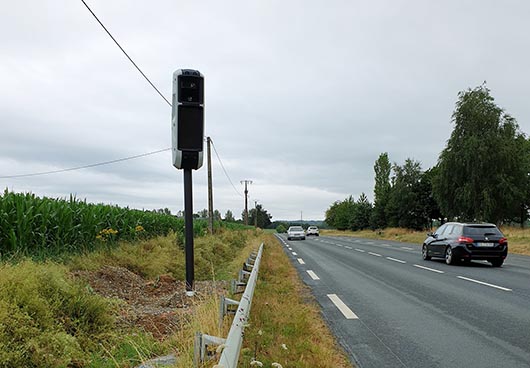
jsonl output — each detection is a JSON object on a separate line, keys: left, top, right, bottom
{"left": 206, "top": 137, "right": 214, "bottom": 235}
{"left": 240, "top": 180, "right": 252, "bottom": 225}
{"left": 254, "top": 200, "right": 258, "bottom": 228}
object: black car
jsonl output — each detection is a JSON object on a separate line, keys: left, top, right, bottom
{"left": 422, "top": 222, "right": 508, "bottom": 267}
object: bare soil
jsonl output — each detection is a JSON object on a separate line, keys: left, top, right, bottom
{"left": 73, "top": 266, "right": 228, "bottom": 339}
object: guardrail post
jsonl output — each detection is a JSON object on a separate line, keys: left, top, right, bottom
{"left": 193, "top": 332, "right": 226, "bottom": 367}
{"left": 219, "top": 296, "right": 240, "bottom": 328}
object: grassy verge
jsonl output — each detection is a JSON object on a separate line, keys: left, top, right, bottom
{"left": 0, "top": 229, "right": 261, "bottom": 367}
{"left": 239, "top": 234, "right": 352, "bottom": 367}
{"left": 322, "top": 227, "right": 530, "bottom": 256}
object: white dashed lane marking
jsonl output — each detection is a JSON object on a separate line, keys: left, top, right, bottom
{"left": 355, "top": 248, "right": 366, "bottom": 253}
{"left": 386, "top": 257, "right": 406, "bottom": 264}
{"left": 297, "top": 258, "right": 305, "bottom": 264}
{"left": 345, "top": 246, "right": 352, "bottom": 250}
{"left": 327, "top": 294, "right": 359, "bottom": 319}
{"left": 413, "top": 264, "right": 445, "bottom": 274}
{"left": 368, "top": 252, "right": 382, "bottom": 257}
{"left": 292, "top": 252, "right": 298, "bottom": 256}
{"left": 457, "top": 276, "right": 512, "bottom": 292}
{"left": 307, "top": 270, "right": 320, "bottom": 280}
{"left": 401, "top": 246, "right": 414, "bottom": 250}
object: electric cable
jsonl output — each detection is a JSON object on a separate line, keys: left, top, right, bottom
{"left": 210, "top": 138, "right": 243, "bottom": 197}
{"left": 0, "top": 148, "right": 170, "bottom": 179}
{"left": 80, "top": 0, "right": 172, "bottom": 107}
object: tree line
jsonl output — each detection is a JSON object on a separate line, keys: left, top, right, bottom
{"left": 326, "top": 85, "right": 530, "bottom": 230}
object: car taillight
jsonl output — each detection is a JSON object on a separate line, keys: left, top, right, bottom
{"left": 458, "top": 236, "right": 474, "bottom": 244}
{"left": 499, "top": 237, "right": 507, "bottom": 245}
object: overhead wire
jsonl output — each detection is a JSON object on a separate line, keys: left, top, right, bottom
{"left": 0, "top": 148, "right": 171, "bottom": 179}
{"left": 80, "top": 0, "right": 172, "bottom": 107}
{"left": 210, "top": 138, "right": 243, "bottom": 197}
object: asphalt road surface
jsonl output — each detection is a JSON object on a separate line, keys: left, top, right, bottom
{"left": 276, "top": 234, "right": 530, "bottom": 368}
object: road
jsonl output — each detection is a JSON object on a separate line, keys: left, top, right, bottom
{"left": 275, "top": 234, "right": 530, "bottom": 368}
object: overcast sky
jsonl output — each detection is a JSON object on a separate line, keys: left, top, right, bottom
{"left": 1, "top": 1, "right": 529, "bottom": 221}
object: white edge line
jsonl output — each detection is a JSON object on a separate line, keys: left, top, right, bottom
{"left": 386, "top": 257, "right": 406, "bottom": 264}
{"left": 413, "top": 264, "right": 444, "bottom": 273}
{"left": 307, "top": 270, "right": 320, "bottom": 280}
{"left": 457, "top": 276, "right": 512, "bottom": 292}
{"left": 297, "top": 258, "right": 305, "bottom": 264}
{"left": 327, "top": 294, "right": 359, "bottom": 319}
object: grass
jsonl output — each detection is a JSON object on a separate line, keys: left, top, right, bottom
{"left": 0, "top": 228, "right": 258, "bottom": 367}
{"left": 239, "top": 234, "right": 352, "bottom": 368}
{"left": 322, "top": 227, "right": 530, "bottom": 256}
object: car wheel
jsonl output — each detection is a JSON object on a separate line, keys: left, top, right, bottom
{"left": 445, "top": 246, "right": 455, "bottom": 265}
{"left": 316, "top": 234, "right": 319, "bottom": 236}
{"left": 422, "top": 244, "right": 431, "bottom": 260}
{"left": 287, "top": 237, "right": 291, "bottom": 240}
{"left": 302, "top": 237, "right": 306, "bottom": 240}
{"left": 490, "top": 258, "right": 504, "bottom": 267}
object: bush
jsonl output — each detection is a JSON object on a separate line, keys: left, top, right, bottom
{"left": 0, "top": 261, "right": 115, "bottom": 367}
{"left": 276, "top": 224, "right": 287, "bottom": 233}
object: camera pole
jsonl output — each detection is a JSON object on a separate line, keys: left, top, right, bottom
{"left": 183, "top": 168, "right": 194, "bottom": 294}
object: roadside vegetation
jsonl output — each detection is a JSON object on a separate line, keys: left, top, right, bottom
{"left": 0, "top": 227, "right": 256, "bottom": 367}
{"left": 322, "top": 227, "right": 530, "bottom": 256}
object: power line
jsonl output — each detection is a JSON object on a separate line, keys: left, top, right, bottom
{"left": 210, "top": 138, "right": 243, "bottom": 197}
{"left": 0, "top": 148, "right": 170, "bottom": 179}
{"left": 80, "top": 0, "right": 172, "bottom": 107}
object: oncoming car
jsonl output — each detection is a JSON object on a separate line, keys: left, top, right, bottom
{"left": 422, "top": 222, "right": 508, "bottom": 267}
{"left": 306, "top": 226, "right": 319, "bottom": 236}
{"left": 287, "top": 226, "right": 305, "bottom": 240}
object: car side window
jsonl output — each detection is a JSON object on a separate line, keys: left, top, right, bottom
{"left": 434, "top": 224, "right": 446, "bottom": 237}
{"left": 443, "top": 224, "right": 455, "bottom": 237}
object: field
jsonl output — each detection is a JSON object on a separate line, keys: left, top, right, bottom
{"left": 322, "top": 227, "right": 530, "bottom": 256}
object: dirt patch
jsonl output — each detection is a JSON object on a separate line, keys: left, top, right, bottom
{"left": 73, "top": 266, "right": 228, "bottom": 339}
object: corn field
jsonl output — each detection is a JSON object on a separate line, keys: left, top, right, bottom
{"left": 0, "top": 190, "right": 206, "bottom": 258}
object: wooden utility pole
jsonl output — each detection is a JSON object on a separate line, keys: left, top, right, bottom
{"left": 254, "top": 200, "right": 258, "bottom": 228}
{"left": 240, "top": 180, "right": 252, "bottom": 225}
{"left": 206, "top": 137, "right": 214, "bottom": 234}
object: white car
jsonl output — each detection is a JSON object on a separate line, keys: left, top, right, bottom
{"left": 287, "top": 226, "right": 305, "bottom": 240}
{"left": 306, "top": 226, "right": 319, "bottom": 236}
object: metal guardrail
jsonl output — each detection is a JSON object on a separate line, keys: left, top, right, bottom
{"left": 217, "top": 243, "right": 263, "bottom": 367}
{"left": 194, "top": 243, "right": 264, "bottom": 368}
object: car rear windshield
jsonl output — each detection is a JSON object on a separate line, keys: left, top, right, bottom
{"left": 463, "top": 226, "right": 502, "bottom": 237}
{"left": 289, "top": 227, "right": 303, "bottom": 231}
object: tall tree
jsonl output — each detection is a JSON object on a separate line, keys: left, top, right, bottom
{"left": 224, "top": 210, "right": 235, "bottom": 222}
{"left": 433, "top": 85, "right": 527, "bottom": 224}
{"left": 386, "top": 159, "right": 431, "bottom": 230}
{"left": 248, "top": 204, "right": 272, "bottom": 228}
{"left": 371, "top": 153, "right": 392, "bottom": 229}
{"left": 352, "top": 193, "right": 372, "bottom": 230}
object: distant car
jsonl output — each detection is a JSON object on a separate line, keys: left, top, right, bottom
{"left": 422, "top": 222, "right": 508, "bottom": 267}
{"left": 306, "top": 226, "right": 319, "bottom": 236}
{"left": 287, "top": 226, "right": 305, "bottom": 240}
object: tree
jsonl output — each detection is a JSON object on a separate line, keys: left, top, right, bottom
{"left": 433, "top": 85, "right": 527, "bottom": 224}
{"left": 325, "top": 196, "right": 355, "bottom": 230}
{"left": 351, "top": 193, "right": 372, "bottom": 230}
{"left": 213, "top": 209, "right": 222, "bottom": 222}
{"left": 197, "top": 208, "right": 208, "bottom": 218}
{"left": 248, "top": 204, "right": 272, "bottom": 228}
{"left": 224, "top": 210, "right": 235, "bottom": 222}
{"left": 386, "top": 159, "right": 432, "bottom": 230}
{"left": 371, "top": 153, "right": 392, "bottom": 229}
